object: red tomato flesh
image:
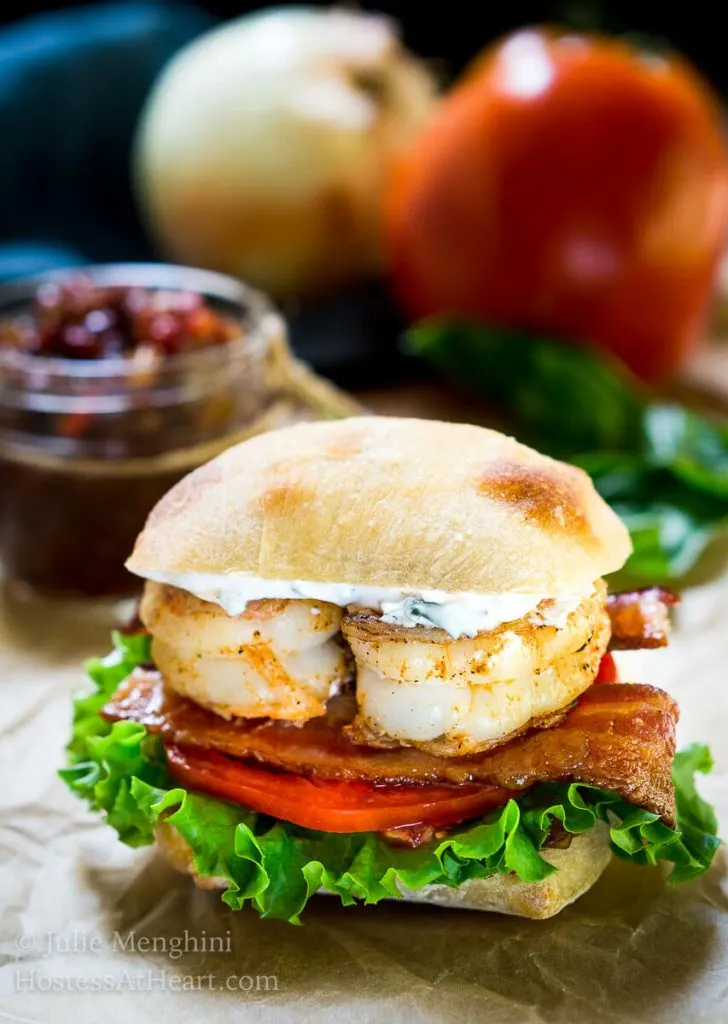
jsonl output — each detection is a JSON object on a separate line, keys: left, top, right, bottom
{"left": 594, "top": 652, "right": 619, "bottom": 684}
{"left": 165, "top": 742, "right": 514, "bottom": 833}
{"left": 386, "top": 29, "right": 728, "bottom": 380}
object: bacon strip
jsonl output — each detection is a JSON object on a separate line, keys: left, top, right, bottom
{"left": 607, "top": 587, "right": 679, "bottom": 650}
{"left": 103, "top": 670, "right": 677, "bottom": 824}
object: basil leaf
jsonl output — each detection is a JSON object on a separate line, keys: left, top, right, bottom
{"left": 643, "top": 404, "right": 728, "bottom": 498}
{"left": 406, "top": 321, "right": 645, "bottom": 455}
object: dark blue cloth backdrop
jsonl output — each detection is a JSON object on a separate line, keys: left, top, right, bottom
{"left": 0, "top": 2, "right": 213, "bottom": 278}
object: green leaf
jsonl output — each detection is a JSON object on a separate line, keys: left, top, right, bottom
{"left": 619, "top": 508, "right": 721, "bottom": 584}
{"left": 674, "top": 744, "right": 718, "bottom": 834}
{"left": 64, "top": 632, "right": 152, "bottom": 763}
{"left": 406, "top": 321, "right": 646, "bottom": 456}
{"left": 60, "top": 641, "right": 722, "bottom": 923}
{"left": 643, "top": 405, "right": 728, "bottom": 499}
{"left": 405, "top": 321, "right": 728, "bottom": 584}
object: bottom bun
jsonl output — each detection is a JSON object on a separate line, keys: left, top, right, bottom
{"left": 397, "top": 823, "right": 611, "bottom": 918}
{"left": 155, "top": 819, "right": 611, "bottom": 920}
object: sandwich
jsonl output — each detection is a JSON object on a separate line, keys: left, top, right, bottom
{"left": 62, "top": 416, "right": 719, "bottom": 922}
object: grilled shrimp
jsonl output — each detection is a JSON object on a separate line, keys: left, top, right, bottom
{"left": 343, "top": 584, "right": 610, "bottom": 755}
{"left": 140, "top": 583, "right": 350, "bottom": 721}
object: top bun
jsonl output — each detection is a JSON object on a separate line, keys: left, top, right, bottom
{"left": 127, "top": 417, "right": 631, "bottom": 594}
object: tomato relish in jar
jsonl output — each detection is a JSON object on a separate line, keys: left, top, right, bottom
{"left": 0, "top": 265, "right": 285, "bottom": 597}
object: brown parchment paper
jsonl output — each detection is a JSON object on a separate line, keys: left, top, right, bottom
{"left": 1, "top": 431, "right": 727, "bottom": 1023}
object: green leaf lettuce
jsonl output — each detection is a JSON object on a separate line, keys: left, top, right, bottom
{"left": 60, "top": 633, "right": 721, "bottom": 923}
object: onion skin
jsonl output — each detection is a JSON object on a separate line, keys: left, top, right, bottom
{"left": 134, "top": 7, "right": 437, "bottom": 299}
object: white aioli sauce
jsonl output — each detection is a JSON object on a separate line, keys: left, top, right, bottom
{"left": 140, "top": 570, "right": 590, "bottom": 639}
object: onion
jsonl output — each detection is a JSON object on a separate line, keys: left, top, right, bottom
{"left": 134, "top": 6, "right": 437, "bottom": 299}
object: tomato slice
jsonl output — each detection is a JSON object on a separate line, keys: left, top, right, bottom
{"left": 165, "top": 743, "right": 514, "bottom": 833}
{"left": 594, "top": 652, "right": 619, "bottom": 684}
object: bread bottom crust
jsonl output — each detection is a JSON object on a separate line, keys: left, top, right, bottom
{"left": 155, "top": 819, "right": 612, "bottom": 919}
{"left": 397, "top": 823, "right": 611, "bottom": 918}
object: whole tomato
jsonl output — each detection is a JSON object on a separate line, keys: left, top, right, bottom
{"left": 386, "top": 29, "right": 728, "bottom": 379}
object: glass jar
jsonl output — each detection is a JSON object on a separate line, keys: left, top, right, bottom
{"left": 0, "top": 263, "right": 286, "bottom": 597}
